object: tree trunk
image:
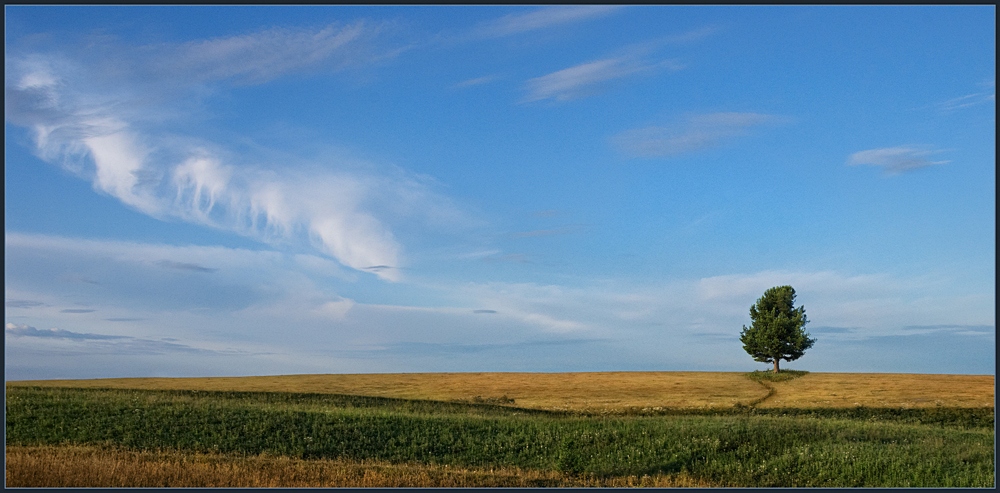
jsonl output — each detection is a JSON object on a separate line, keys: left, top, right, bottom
{"left": 773, "top": 359, "right": 780, "bottom": 373}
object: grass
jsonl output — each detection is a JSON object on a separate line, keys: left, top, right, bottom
{"left": 755, "top": 372, "right": 995, "bottom": 409}
{"left": 746, "top": 369, "right": 810, "bottom": 383}
{"left": 5, "top": 371, "right": 768, "bottom": 411}
{"left": 5, "top": 444, "right": 712, "bottom": 487}
{"left": 6, "top": 385, "right": 995, "bottom": 487}
{"left": 10, "top": 371, "right": 992, "bottom": 410}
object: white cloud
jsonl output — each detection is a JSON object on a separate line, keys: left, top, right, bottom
{"left": 4, "top": 234, "right": 993, "bottom": 376}
{"left": 142, "top": 21, "right": 394, "bottom": 85}
{"left": 453, "top": 75, "right": 499, "bottom": 88}
{"left": 4, "top": 26, "right": 470, "bottom": 282}
{"left": 84, "top": 129, "right": 161, "bottom": 215}
{"left": 936, "top": 92, "right": 995, "bottom": 111}
{"left": 313, "top": 298, "right": 356, "bottom": 319}
{"left": 442, "top": 269, "right": 994, "bottom": 345}
{"left": 660, "top": 25, "right": 721, "bottom": 44}
{"left": 524, "top": 55, "right": 681, "bottom": 103}
{"left": 611, "top": 112, "right": 788, "bottom": 157}
{"left": 510, "top": 225, "right": 584, "bottom": 238}
{"left": 932, "top": 81, "right": 995, "bottom": 112}
{"left": 517, "top": 24, "right": 720, "bottom": 104}
{"left": 473, "top": 6, "right": 622, "bottom": 38}
{"left": 172, "top": 155, "right": 232, "bottom": 220}
{"left": 847, "top": 146, "right": 950, "bottom": 175}
{"left": 6, "top": 322, "right": 126, "bottom": 340}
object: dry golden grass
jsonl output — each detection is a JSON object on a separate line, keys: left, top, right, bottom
{"left": 7, "top": 371, "right": 993, "bottom": 411}
{"left": 5, "top": 445, "right": 714, "bottom": 488}
{"left": 6, "top": 371, "right": 767, "bottom": 411}
{"left": 759, "top": 372, "right": 994, "bottom": 408}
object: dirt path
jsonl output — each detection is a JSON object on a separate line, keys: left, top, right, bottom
{"left": 746, "top": 378, "right": 776, "bottom": 407}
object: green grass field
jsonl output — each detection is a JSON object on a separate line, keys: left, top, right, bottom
{"left": 5, "top": 381, "right": 994, "bottom": 487}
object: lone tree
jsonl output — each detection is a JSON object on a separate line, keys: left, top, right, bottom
{"left": 740, "top": 285, "right": 815, "bottom": 373}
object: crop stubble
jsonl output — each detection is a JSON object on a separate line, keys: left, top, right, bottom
{"left": 10, "top": 371, "right": 993, "bottom": 411}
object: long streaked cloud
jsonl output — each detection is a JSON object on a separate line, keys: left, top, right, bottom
{"left": 931, "top": 81, "right": 995, "bottom": 112}
{"left": 5, "top": 25, "right": 467, "bottom": 282}
{"left": 156, "top": 260, "right": 218, "bottom": 273}
{"left": 365, "top": 338, "right": 604, "bottom": 357}
{"left": 659, "top": 25, "right": 721, "bottom": 44}
{"left": 901, "top": 324, "right": 995, "bottom": 336}
{"left": 611, "top": 112, "right": 789, "bottom": 157}
{"left": 846, "top": 146, "right": 950, "bottom": 175}
{"left": 935, "top": 91, "right": 995, "bottom": 111}
{"left": 477, "top": 269, "right": 990, "bottom": 340}
{"left": 4, "top": 231, "right": 356, "bottom": 314}
{"left": 5, "top": 323, "right": 127, "bottom": 340}
{"left": 523, "top": 55, "right": 682, "bottom": 103}
{"left": 453, "top": 75, "right": 499, "bottom": 88}
{"left": 518, "top": 25, "right": 719, "bottom": 104}
{"left": 5, "top": 322, "right": 246, "bottom": 357}
{"left": 8, "top": 232, "right": 994, "bottom": 342}
{"left": 5, "top": 232, "right": 993, "bottom": 375}
{"left": 509, "top": 225, "right": 584, "bottom": 239}
{"left": 5, "top": 299, "right": 46, "bottom": 309}
{"left": 472, "top": 6, "right": 623, "bottom": 39}
{"left": 147, "top": 22, "right": 389, "bottom": 85}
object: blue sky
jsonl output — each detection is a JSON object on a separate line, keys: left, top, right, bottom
{"left": 5, "top": 5, "right": 995, "bottom": 380}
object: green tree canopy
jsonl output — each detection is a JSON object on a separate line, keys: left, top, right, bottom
{"left": 739, "top": 285, "right": 815, "bottom": 373}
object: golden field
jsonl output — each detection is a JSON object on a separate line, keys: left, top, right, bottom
{"left": 756, "top": 372, "right": 994, "bottom": 409}
{"left": 7, "top": 371, "right": 994, "bottom": 411}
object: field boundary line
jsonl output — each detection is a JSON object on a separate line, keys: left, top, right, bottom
{"left": 747, "top": 379, "right": 776, "bottom": 407}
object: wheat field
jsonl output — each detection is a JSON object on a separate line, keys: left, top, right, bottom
{"left": 7, "top": 371, "right": 993, "bottom": 411}
{"left": 756, "top": 372, "right": 994, "bottom": 408}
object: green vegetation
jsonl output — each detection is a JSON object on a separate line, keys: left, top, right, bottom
{"left": 740, "top": 285, "right": 815, "bottom": 373}
{"left": 6, "top": 386, "right": 994, "bottom": 487}
{"left": 746, "top": 369, "right": 809, "bottom": 383}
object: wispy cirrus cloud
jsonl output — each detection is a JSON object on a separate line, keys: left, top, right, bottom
{"left": 523, "top": 55, "right": 682, "bottom": 103}
{"left": 4, "top": 24, "right": 468, "bottom": 282}
{"left": 509, "top": 225, "right": 584, "bottom": 239}
{"left": 660, "top": 25, "right": 721, "bottom": 44}
{"left": 453, "top": 75, "right": 499, "bottom": 88}
{"left": 611, "top": 112, "right": 789, "bottom": 157}
{"left": 847, "top": 146, "right": 950, "bottom": 175}
{"left": 156, "top": 260, "right": 218, "bottom": 273}
{"left": 5, "top": 299, "right": 46, "bottom": 309}
{"left": 5, "top": 322, "right": 243, "bottom": 356}
{"left": 901, "top": 324, "right": 994, "bottom": 335}
{"left": 5, "top": 232, "right": 993, "bottom": 375}
{"left": 518, "top": 25, "right": 719, "bottom": 104}
{"left": 6, "top": 322, "right": 127, "bottom": 340}
{"left": 472, "top": 6, "right": 623, "bottom": 39}
{"left": 808, "top": 326, "right": 856, "bottom": 334}
{"left": 935, "top": 92, "right": 995, "bottom": 111}
{"left": 4, "top": 231, "right": 353, "bottom": 314}
{"left": 931, "top": 80, "right": 995, "bottom": 112}
{"left": 147, "top": 22, "right": 391, "bottom": 85}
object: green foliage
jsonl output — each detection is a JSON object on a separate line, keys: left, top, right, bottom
{"left": 5, "top": 386, "right": 994, "bottom": 487}
{"left": 740, "top": 286, "right": 815, "bottom": 371}
{"left": 746, "top": 370, "right": 809, "bottom": 383}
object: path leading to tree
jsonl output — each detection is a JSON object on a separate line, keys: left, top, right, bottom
{"left": 746, "top": 378, "right": 777, "bottom": 408}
